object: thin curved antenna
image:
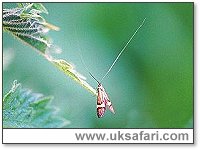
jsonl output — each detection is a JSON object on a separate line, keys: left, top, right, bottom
{"left": 78, "top": 50, "right": 100, "bottom": 84}
{"left": 75, "top": 29, "right": 100, "bottom": 84}
{"left": 89, "top": 72, "right": 100, "bottom": 84}
{"left": 100, "top": 18, "right": 146, "bottom": 82}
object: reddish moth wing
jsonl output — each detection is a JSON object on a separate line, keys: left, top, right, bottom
{"left": 80, "top": 18, "right": 146, "bottom": 118}
{"left": 97, "top": 83, "right": 115, "bottom": 118}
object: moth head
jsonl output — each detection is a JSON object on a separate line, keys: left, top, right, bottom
{"left": 97, "top": 83, "right": 102, "bottom": 87}
{"left": 97, "top": 83, "right": 104, "bottom": 91}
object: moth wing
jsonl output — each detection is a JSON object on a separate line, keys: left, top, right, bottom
{"left": 107, "top": 103, "right": 115, "bottom": 114}
{"left": 103, "top": 92, "right": 115, "bottom": 114}
{"left": 106, "top": 101, "right": 115, "bottom": 114}
{"left": 97, "top": 87, "right": 106, "bottom": 118}
{"left": 97, "top": 107, "right": 106, "bottom": 118}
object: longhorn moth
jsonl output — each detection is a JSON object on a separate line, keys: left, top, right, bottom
{"left": 80, "top": 18, "right": 146, "bottom": 118}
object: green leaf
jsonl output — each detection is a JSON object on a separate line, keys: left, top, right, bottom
{"left": 3, "top": 80, "right": 70, "bottom": 128}
{"left": 17, "top": 3, "right": 48, "bottom": 14}
{"left": 3, "top": 4, "right": 56, "bottom": 54}
{"left": 17, "top": 3, "right": 24, "bottom": 8}
{"left": 3, "top": 3, "right": 96, "bottom": 97}
{"left": 51, "top": 59, "right": 97, "bottom": 96}
{"left": 31, "top": 3, "right": 48, "bottom": 14}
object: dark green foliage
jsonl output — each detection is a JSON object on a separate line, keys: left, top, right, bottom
{"left": 3, "top": 80, "right": 70, "bottom": 128}
{"left": 3, "top": 3, "right": 54, "bottom": 54}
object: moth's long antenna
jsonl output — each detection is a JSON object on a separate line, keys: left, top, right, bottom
{"left": 79, "top": 50, "right": 100, "bottom": 84}
{"left": 100, "top": 18, "right": 146, "bottom": 82}
{"left": 75, "top": 29, "right": 100, "bottom": 85}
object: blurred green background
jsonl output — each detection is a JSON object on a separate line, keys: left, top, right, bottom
{"left": 3, "top": 3, "right": 193, "bottom": 128}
